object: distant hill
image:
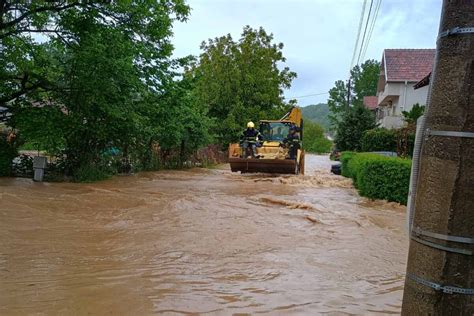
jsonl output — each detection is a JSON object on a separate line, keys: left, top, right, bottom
{"left": 301, "top": 103, "right": 331, "bottom": 130}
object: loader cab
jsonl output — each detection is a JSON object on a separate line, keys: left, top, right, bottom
{"left": 259, "top": 120, "right": 302, "bottom": 143}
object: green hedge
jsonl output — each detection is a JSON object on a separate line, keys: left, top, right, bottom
{"left": 340, "top": 151, "right": 356, "bottom": 178}
{"left": 340, "top": 152, "right": 411, "bottom": 205}
{"left": 361, "top": 128, "right": 416, "bottom": 157}
{"left": 361, "top": 128, "right": 397, "bottom": 152}
{"left": 347, "top": 153, "right": 373, "bottom": 188}
{"left": 0, "top": 137, "right": 18, "bottom": 176}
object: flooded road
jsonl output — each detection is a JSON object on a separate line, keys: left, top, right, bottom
{"left": 0, "top": 155, "right": 408, "bottom": 315}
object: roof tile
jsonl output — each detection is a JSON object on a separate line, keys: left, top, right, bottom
{"left": 383, "top": 49, "right": 435, "bottom": 82}
{"left": 363, "top": 96, "right": 378, "bottom": 110}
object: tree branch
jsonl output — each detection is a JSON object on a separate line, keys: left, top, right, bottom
{"left": 0, "top": 0, "right": 8, "bottom": 24}
{"left": 0, "top": 2, "right": 82, "bottom": 31}
{"left": 0, "top": 72, "right": 53, "bottom": 108}
{"left": 0, "top": 83, "right": 41, "bottom": 108}
{"left": 0, "top": 27, "right": 69, "bottom": 40}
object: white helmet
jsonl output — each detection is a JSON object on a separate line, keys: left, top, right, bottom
{"left": 247, "top": 121, "right": 255, "bottom": 128}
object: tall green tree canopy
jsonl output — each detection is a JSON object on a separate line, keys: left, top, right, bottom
{"left": 1, "top": 1, "right": 215, "bottom": 178}
{"left": 328, "top": 59, "right": 380, "bottom": 126}
{"left": 0, "top": 0, "right": 190, "bottom": 109}
{"left": 189, "top": 26, "right": 297, "bottom": 145}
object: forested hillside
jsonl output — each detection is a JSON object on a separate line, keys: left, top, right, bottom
{"left": 301, "top": 103, "right": 331, "bottom": 130}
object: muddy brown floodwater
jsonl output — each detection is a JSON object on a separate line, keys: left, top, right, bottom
{"left": 0, "top": 155, "right": 408, "bottom": 315}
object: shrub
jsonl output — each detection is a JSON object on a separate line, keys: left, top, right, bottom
{"left": 305, "top": 137, "right": 333, "bottom": 154}
{"left": 341, "top": 152, "right": 411, "bottom": 205}
{"left": 395, "top": 129, "right": 416, "bottom": 157}
{"left": 361, "top": 128, "right": 397, "bottom": 152}
{"left": 340, "top": 151, "right": 356, "bottom": 178}
{"left": 402, "top": 103, "right": 425, "bottom": 125}
{"left": 361, "top": 128, "right": 417, "bottom": 158}
{"left": 0, "top": 136, "right": 18, "bottom": 176}
{"left": 303, "top": 121, "right": 333, "bottom": 153}
{"left": 12, "top": 154, "right": 33, "bottom": 177}
{"left": 73, "top": 162, "right": 115, "bottom": 182}
{"left": 347, "top": 153, "right": 377, "bottom": 188}
{"left": 334, "top": 105, "right": 377, "bottom": 151}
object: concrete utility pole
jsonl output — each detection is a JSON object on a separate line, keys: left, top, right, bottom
{"left": 402, "top": 1, "right": 474, "bottom": 315}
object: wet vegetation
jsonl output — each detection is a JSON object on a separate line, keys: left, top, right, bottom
{"left": 361, "top": 128, "right": 416, "bottom": 157}
{"left": 0, "top": 135, "right": 17, "bottom": 176}
{"left": 0, "top": 2, "right": 302, "bottom": 181}
{"left": 303, "top": 121, "right": 332, "bottom": 154}
{"left": 341, "top": 152, "right": 411, "bottom": 205}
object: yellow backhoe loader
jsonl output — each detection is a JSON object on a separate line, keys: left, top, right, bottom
{"left": 228, "top": 106, "right": 305, "bottom": 175}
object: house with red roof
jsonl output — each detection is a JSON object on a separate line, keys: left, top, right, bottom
{"left": 375, "top": 49, "right": 435, "bottom": 129}
{"left": 363, "top": 96, "right": 378, "bottom": 113}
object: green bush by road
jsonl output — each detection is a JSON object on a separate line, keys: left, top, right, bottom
{"left": 340, "top": 151, "right": 356, "bottom": 178}
{"left": 361, "top": 128, "right": 416, "bottom": 157}
{"left": 361, "top": 128, "right": 397, "bottom": 152}
{"left": 0, "top": 137, "right": 18, "bottom": 176}
{"left": 341, "top": 152, "right": 411, "bottom": 205}
{"left": 303, "top": 121, "right": 332, "bottom": 154}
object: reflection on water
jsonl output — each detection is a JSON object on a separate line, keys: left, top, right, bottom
{"left": 0, "top": 155, "right": 408, "bottom": 315}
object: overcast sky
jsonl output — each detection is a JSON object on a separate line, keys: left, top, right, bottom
{"left": 172, "top": 0, "right": 443, "bottom": 106}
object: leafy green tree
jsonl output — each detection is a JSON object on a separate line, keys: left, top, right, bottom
{"left": 11, "top": 105, "right": 66, "bottom": 155}
{"left": 144, "top": 75, "right": 212, "bottom": 167}
{"left": 1, "top": 1, "right": 190, "bottom": 109}
{"left": 334, "top": 105, "right": 377, "bottom": 151}
{"left": 56, "top": 25, "right": 210, "bottom": 174}
{"left": 1, "top": 1, "right": 219, "bottom": 180}
{"left": 189, "top": 26, "right": 297, "bottom": 145}
{"left": 327, "top": 80, "right": 349, "bottom": 126}
{"left": 60, "top": 26, "right": 147, "bottom": 171}
{"left": 402, "top": 103, "right": 425, "bottom": 125}
{"left": 303, "top": 121, "right": 332, "bottom": 153}
{"left": 328, "top": 59, "right": 379, "bottom": 126}
{"left": 351, "top": 60, "right": 380, "bottom": 107}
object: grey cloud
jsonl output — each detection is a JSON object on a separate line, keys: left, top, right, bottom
{"left": 172, "top": 0, "right": 442, "bottom": 106}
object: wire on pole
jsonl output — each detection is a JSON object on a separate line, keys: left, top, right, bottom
{"left": 285, "top": 92, "right": 329, "bottom": 99}
{"left": 356, "top": 0, "right": 374, "bottom": 66}
{"left": 349, "top": 0, "right": 368, "bottom": 72}
{"left": 361, "top": 0, "right": 382, "bottom": 62}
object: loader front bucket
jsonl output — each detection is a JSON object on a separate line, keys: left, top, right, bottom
{"left": 229, "top": 158, "right": 298, "bottom": 174}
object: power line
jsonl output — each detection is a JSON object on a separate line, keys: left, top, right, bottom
{"left": 360, "top": 0, "right": 382, "bottom": 62}
{"left": 356, "top": 0, "right": 374, "bottom": 66}
{"left": 285, "top": 92, "right": 329, "bottom": 99}
{"left": 349, "top": 0, "right": 367, "bottom": 72}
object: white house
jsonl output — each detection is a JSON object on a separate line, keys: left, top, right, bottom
{"left": 374, "top": 49, "right": 435, "bottom": 129}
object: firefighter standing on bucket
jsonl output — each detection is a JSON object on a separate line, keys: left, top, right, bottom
{"left": 240, "top": 122, "right": 262, "bottom": 158}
